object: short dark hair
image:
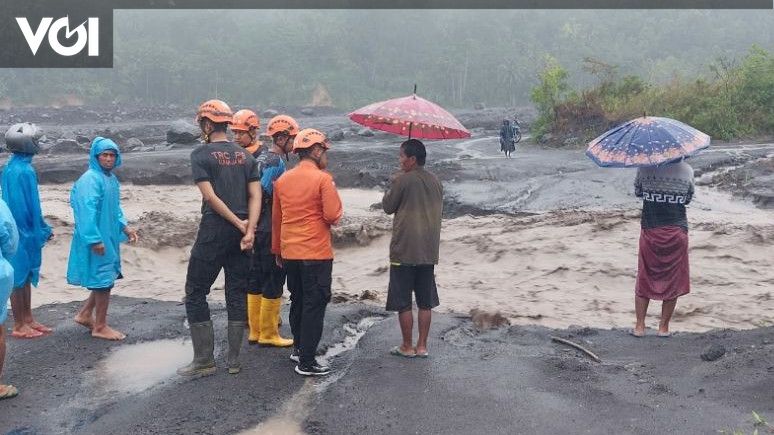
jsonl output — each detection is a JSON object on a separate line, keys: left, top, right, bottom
{"left": 296, "top": 147, "right": 313, "bottom": 159}
{"left": 296, "top": 143, "right": 324, "bottom": 160}
{"left": 200, "top": 119, "right": 228, "bottom": 133}
{"left": 400, "top": 139, "right": 426, "bottom": 166}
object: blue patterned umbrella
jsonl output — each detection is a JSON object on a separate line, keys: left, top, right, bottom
{"left": 586, "top": 116, "right": 710, "bottom": 168}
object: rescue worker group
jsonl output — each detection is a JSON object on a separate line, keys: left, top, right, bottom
{"left": 0, "top": 98, "right": 444, "bottom": 379}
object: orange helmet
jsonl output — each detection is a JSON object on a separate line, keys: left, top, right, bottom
{"left": 195, "top": 99, "right": 233, "bottom": 124}
{"left": 265, "top": 115, "right": 299, "bottom": 137}
{"left": 231, "top": 109, "right": 260, "bottom": 132}
{"left": 292, "top": 128, "right": 330, "bottom": 153}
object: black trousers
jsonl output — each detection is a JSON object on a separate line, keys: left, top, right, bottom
{"left": 284, "top": 259, "right": 332, "bottom": 366}
{"left": 247, "top": 231, "right": 286, "bottom": 299}
{"left": 185, "top": 215, "right": 250, "bottom": 323}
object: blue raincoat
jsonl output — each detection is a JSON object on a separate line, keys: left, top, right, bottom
{"left": 66, "top": 138, "right": 127, "bottom": 289}
{"left": 1, "top": 153, "right": 52, "bottom": 288}
{"left": 0, "top": 199, "right": 19, "bottom": 323}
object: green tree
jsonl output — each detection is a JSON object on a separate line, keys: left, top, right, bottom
{"left": 530, "top": 56, "right": 570, "bottom": 138}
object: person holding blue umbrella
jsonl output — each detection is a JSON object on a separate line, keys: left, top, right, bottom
{"left": 631, "top": 159, "right": 695, "bottom": 337}
{"left": 586, "top": 116, "right": 708, "bottom": 337}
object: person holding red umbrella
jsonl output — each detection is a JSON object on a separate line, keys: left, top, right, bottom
{"left": 351, "top": 87, "right": 454, "bottom": 358}
{"left": 382, "top": 139, "right": 443, "bottom": 358}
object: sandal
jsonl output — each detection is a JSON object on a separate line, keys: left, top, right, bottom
{"left": 629, "top": 329, "right": 645, "bottom": 338}
{"left": 30, "top": 323, "right": 53, "bottom": 333}
{"left": 415, "top": 350, "right": 429, "bottom": 358}
{"left": 657, "top": 331, "right": 672, "bottom": 338}
{"left": 389, "top": 346, "right": 416, "bottom": 358}
{"left": 0, "top": 385, "right": 18, "bottom": 400}
{"left": 11, "top": 329, "right": 43, "bottom": 339}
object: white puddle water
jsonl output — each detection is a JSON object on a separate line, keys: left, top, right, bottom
{"left": 319, "top": 316, "right": 383, "bottom": 366}
{"left": 239, "top": 316, "right": 385, "bottom": 435}
{"left": 93, "top": 339, "right": 192, "bottom": 394}
{"left": 239, "top": 380, "right": 316, "bottom": 435}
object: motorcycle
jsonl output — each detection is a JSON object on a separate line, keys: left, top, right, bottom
{"left": 512, "top": 118, "right": 522, "bottom": 144}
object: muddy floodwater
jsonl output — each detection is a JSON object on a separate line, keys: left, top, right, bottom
{"left": 28, "top": 139, "right": 774, "bottom": 332}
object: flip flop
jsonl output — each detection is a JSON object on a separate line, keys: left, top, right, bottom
{"left": 629, "top": 329, "right": 645, "bottom": 338}
{"left": 30, "top": 323, "right": 53, "bottom": 333}
{"left": 389, "top": 346, "right": 416, "bottom": 358}
{"left": 657, "top": 331, "right": 672, "bottom": 338}
{"left": 415, "top": 350, "right": 429, "bottom": 358}
{"left": 0, "top": 385, "right": 18, "bottom": 400}
{"left": 11, "top": 329, "right": 43, "bottom": 339}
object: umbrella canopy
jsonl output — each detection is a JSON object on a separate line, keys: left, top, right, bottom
{"left": 586, "top": 116, "right": 710, "bottom": 168}
{"left": 349, "top": 93, "right": 470, "bottom": 140}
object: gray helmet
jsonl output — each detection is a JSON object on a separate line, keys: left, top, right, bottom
{"left": 4, "top": 122, "right": 42, "bottom": 154}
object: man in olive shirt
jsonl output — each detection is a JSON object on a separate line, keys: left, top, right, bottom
{"left": 382, "top": 139, "right": 443, "bottom": 358}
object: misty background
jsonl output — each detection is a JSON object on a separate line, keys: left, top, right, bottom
{"left": 0, "top": 9, "right": 773, "bottom": 109}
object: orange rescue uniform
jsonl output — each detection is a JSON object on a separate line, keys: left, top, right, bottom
{"left": 272, "top": 160, "right": 343, "bottom": 260}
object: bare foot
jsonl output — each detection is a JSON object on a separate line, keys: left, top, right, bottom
{"left": 91, "top": 325, "right": 126, "bottom": 341}
{"left": 11, "top": 325, "right": 44, "bottom": 339}
{"left": 0, "top": 384, "right": 19, "bottom": 400}
{"left": 29, "top": 321, "right": 53, "bottom": 333}
{"left": 399, "top": 345, "right": 414, "bottom": 354}
{"left": 74, "top": 314, "right": 94, "bottom": 330}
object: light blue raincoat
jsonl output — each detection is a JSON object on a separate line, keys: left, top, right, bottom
{"left": 66, "top": 138, "right": 127, "bottom": 289}
{"left": 1, "top": 153, "right": 52, "bottom": 288}
{"left": 0, "top": 199, "right": 19, "bottom": 323}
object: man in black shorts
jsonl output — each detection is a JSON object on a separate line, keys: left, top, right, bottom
{"left": 178, "top": 99, "right": 261, "bottom": 377}
{"left": 382, "top": 139, "right": 443, "bottom": 358}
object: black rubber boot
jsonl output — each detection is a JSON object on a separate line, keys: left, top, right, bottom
{"left": 227, "top": 321, "right": 245, "bottom": 374}
{"left": 177, "top": 320, "right": 216, "bottom": 377}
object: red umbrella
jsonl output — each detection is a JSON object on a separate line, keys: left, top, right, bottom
{"left": 348, "top": 86, "right": 470, "bottom": 140}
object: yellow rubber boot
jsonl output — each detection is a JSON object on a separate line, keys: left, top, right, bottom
{"left": 247, "top": 294, "right": 262, "bottom": 344}
{"left": 258, "top": 297, "right": 293, "bottom": 347}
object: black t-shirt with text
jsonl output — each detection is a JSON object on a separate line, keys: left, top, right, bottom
{"left": 190, "top": 141, "right": 260, "bottom": 218}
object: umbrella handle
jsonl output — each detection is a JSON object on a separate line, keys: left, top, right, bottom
{"left": 408, "top": 84, "right": 416, "bottom": 138}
